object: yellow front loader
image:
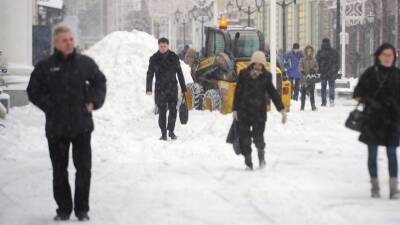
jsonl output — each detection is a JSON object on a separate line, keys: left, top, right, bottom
{"left": 185, "top": 21, "right": 291, "bottom": 114}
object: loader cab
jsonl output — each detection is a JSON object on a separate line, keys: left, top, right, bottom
{"left": 204, "top": 26, "right": 265, "bottom": 60}
{"left": 204, "top": 27, "right": 231, "bottom": 57}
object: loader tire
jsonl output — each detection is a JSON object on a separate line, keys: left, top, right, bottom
{"left": 202, "top": 89, "right": 221, "bottom": 112}
{"left": 186, "top": 82, "right": 204, "bottom": 110}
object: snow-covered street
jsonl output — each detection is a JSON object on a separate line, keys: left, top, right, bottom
{"left": 1, "top": 100, "right": 400, "bottom": 225}
{"left": 1, "top": 30, "right": 399, "bottom": 225}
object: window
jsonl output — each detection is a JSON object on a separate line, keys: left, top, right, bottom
{"left": 229, "top": 31, "right": 260, "bottom": 58}
{"left": 206, "top": 32, "right": 225, "bottom": 56}
{"left": 287, "top": 5, "right": 294, "bottom": 50}
{"left": 298, "top": 3, "right": 306, "bottom": 48}
{"left": 215, "top": 33, "right": 225, "bottom": 55}
{"left": 206, "top": 32, "right": 215, "bottom": 56}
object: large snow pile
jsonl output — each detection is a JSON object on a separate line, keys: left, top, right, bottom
{"left": 85, "top": 30, "right": 192, "bottom": 121}
{"left": 84, "top": 30, "right": 192, "bottom": 156}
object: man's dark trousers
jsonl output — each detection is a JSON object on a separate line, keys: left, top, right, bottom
{"left": 47, "top": 131, "right": 92, "bottom": 216}
{"left": 158, "top": 101, "right": 177, "bottom": 134}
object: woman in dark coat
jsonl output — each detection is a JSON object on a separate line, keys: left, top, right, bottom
{"left": 353, "top": 43, "right": 400, "bottom": 199}
{"left": 232, "top": 51, "right": 287, "bottom": 170}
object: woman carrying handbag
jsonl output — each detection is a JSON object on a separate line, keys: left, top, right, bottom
{"left": 352, "top": 43, "right": 400, "bottom": 199}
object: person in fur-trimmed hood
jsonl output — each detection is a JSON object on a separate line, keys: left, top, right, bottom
{"left": 299, "top": 45, "right": 319, "bottom": 111}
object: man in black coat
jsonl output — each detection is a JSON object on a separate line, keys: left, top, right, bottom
{"left": 316, "top": 38, "right": 340, "bottom": 107}
{"left": 232, "top": 51, "right": 287, "bottom": 170}
{"left": 146, "top": 38, "right": 187, "bottom": 140}
{"left": 27, "top": 26, "right": 106, "bottom": 221}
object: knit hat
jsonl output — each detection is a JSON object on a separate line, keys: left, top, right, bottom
{"left": 250, "top": 51, "right": 267, "bottom": 65}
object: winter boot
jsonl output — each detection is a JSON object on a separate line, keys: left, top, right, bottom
{"left": 300, "top": 104, "right": 305, "bottom": 111}
{"left": 53, "top": 213, "right": 70, "bottom": 221}
{"left": 311, "top": 103, "right": 317, "bottom": 111}
{"left": 370, "top": 178, "right": 381, "bottom": 198}
{"left": 160, "top": 130, "right": 167, "bottom": 141}
{"left": 244, "top": 153, "right": 253, "bottom": 170}
{"left": 389, "top": 178, "right": 400, "bottom": 199}
{"left": 168, "top": 131, "right": 178, "bottom": 140}
{"left": 76, "top": 212, "right": 90, "bottom": 221}
{"left": 329, "top": 99, "right": 335, "bottom": 107}
{"left": 258, "top": 149, "right": 266, "bottom": 169}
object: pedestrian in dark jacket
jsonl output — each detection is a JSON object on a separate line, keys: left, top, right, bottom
{"left": 146, "top": 37, "right": 187, "bottom": 140}
{"left": 179, "top": 45, "right": 189, "bottom": 60}
{"left": 299, "top": 45, "right": 319, "bottom": 111}
{"left": 284, "top": 43, "right": 304, "bottom": 101}
{"left": 316, "top": 38, "right": 340, "bottom": 107}
{"left": 232, "top": 51, "right": 287, "bottom": 170}
{"left": 353, "top": 43, "right": 400, "bottom": 199}
{"left": 27, "top": 26, "right": 107, "bottom": 221}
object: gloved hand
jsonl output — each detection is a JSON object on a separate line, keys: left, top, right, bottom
{"left": 232, "top": 110, "right": 239, "bottom": 121}
{"left": 146, "top": 91, "right": 152, "bottom": 96}
{"left": 280, "top": 109, "right": 287, "bottom": 124}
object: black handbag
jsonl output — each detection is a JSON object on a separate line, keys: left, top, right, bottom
{"left": 345, "top": 104, "right": 365, "bottom": 131}
{"left": 345, "top": 67, "right": 387, "bottom": 132}
{"left": 226, "top": 120, "right": 241, "bottom": 155}
{"left": 179, "top": 95, "right": 189, "bottom": 125}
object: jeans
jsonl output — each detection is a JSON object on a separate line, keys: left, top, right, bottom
{"left": 47, "top": 132, "right": 92, "bottom": 215}
{"left": 321, "top": 79, "right": 335, "bottom": 105}
{"left": 368, "top": 145, "right": 398, "bottom": 178}
{"left": 290, "top": 78, "right": 300, "bottom": 100}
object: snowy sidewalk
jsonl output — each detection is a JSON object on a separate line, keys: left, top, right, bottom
{"left": 1, "top": 100, "right": 399, "bottom": 225}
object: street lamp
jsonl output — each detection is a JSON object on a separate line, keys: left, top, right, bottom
{"left": 275, "top": 0, "right": 296, "bottom": 53}
{"left": 226, "top": 1, "right": 235, "bottom": 18}
{"left": 174, "top": 9, "right": 188, "bottom": 47}
{"left": 366, "top": 11, "right": 375, "bottom": 24}
{"left": 365, "top": 10, "right": 375, "bottom": 57}
{"left": 226, "top": 0, "right": 263, "bottom": 27}
{"left": 174, "top": 9, "right": 183, "bottom": 22}
{"left": 153, "top": 16, "right": 169, "bottom": 39}
{"left": 188, "top": 2, "right": 214, "bottom": 51}
{"left": 336, "top": 0, "right": 341, "bottom": 51}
